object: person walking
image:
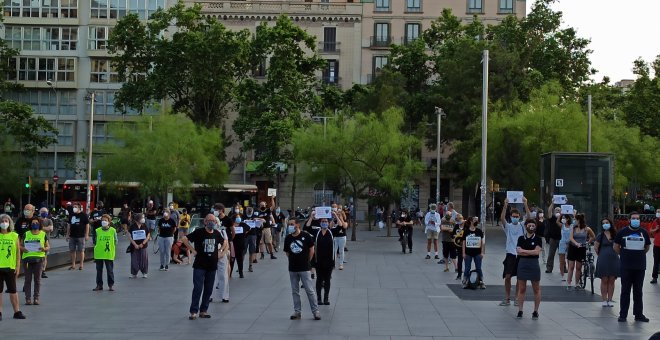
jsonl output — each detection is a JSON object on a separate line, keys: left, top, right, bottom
{"left": 21, "top": 218, "right": 49, "bottom": 305}
{"left": 127, "top": 213, "right": 150, "bottom": 278}
{"left": 544, "top": 205, "right": 562, "bottom": 273}
{"left": 594, "top": 217, "right": 619, "bottom": 307}
{"left": 515, "top": 218, "right": 543, "bottom": 319}
{"left": 499, "top": 198, "right": 527, "bottom": 306}
{"left": 566, "top": 214, "right": 595, "bottom": 290}
{"left": 284, "top": 219, "right": 320, "bottom": 320}
{"left": 396, "top": 210, "right": 413, "bottom": 254}
{"left": 156, "top": 208, "right": 177, "bottom": 271}
{"left": 92, "top": 215, "right": 117, "bottom": 291}
{"left": 180, "top": 214, "right": 225, "bottom": 320}
{"left": 314, "top": 217, "right": 335, "bottom": 306}
{"left": 424, "top": 204, "right": 441, "bottom": 260}
{"left": 650, "top": 208, "right": 660, "bottom": 284}
{"left": 0, "top": 214, "right": 26, "bottom": 320}
{"left": 614, "top": 211, "right": 651, "bottom": 323}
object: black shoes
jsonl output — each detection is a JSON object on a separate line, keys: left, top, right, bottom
{"left": 248, "top": 266, "right": 253, "bottom": 272}
{"left": 532, "top": 311, "right": 539, "bottom": 319}
{"left": 545, "top": 270, "right": 552, "bottom": 273}
{"left": 271, "top": 255, "right": 277, "bottom": 259}
{"left": 311, "top": 273, "right": 315, "bottom": 279}
{"left": 239, "top": 273, "right": 244, "bottom": 278}
{"left": 260, "top": 253, "right": 265, "bottom": 260}
{"left": 651, "top": 278, "right": 658, "bottom": 284}
{"left": 14, "top": 311, "right": 26, "bottom": 319}
{"left": 618, "top": 316, "right": 626, "bottom": 322}
{"left": 41, "top": 272, "right": 48, "bottom": 278}
{"left": 516, "top": 311, "right": 523, "bottom": 318}
{"left": 425, "top": 255, "right": 431, "bottom": 259}
{"left": 324, "top": 301, "right": 330, "bottom": 305}
{"left": 634, "top": 315, "right": 650, "bottom": 322}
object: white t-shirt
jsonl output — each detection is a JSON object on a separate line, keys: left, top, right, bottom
{"left": 424, "top": 212, "right": 441, "bottom": 233}
{"left": 504, "top": 222, "right": 525, "bottom": 255}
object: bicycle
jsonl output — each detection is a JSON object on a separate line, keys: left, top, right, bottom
{"left": 399, "top": 227, "right": 408, "bottom": 254}
{"left": 50, "top": 218, "right": 68, "bottom": 239}
{"left": 580, "top": 242, "right": 595, "bottom": 294}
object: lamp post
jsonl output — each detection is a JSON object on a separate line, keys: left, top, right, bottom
{"left": 312, "top": 114, "right": 335, "bottom": 205}
{"left": 481, "top": 50, "right": 489, "bottom": 235}
{"left": 85, "top": 92, "right": 96, "bottom": 213}
{"left": 434, "top": 107, "right": 446, "bottom": 204}
{"left": 46, "top": 80, "right": 60, "bottom": 208}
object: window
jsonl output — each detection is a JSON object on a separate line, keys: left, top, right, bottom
{"left": 55, "top": 121, "right": 74, "bottom": 146}
{"left": 88, "top": 26, "right": 112, "bottom": 50}
{"left": 90, "top": 59, "right": 120, "bottom": 83}
{"left": 2, "top": 26, "right": 77, "bottom": 51}
{"left": 406, "top": 0, "right": 421, "bottom": 13}
{"left": 499, "top": 0, "right": 514, "bottom": 13}
{"left": 323, "top": 27, "right": 337, "bottom": 52}
{"left": 374, "top": 0, "right": 389, "bottom": 12}
{"left": 6, "top": 90, "right": 77, "bottom": 115}
{"left": 8, "top": 57, "right": 76, "bottom": 82}
{"left": 36, "top": 153, "right": 76, "bottom": 179}
{"left": 252, "top": 58, "right": 266, "bottom": 78}
{"left": 93, "top": 122, "right": 115, "bottom": 145}
{"left": 322, "top": 59, "right": 339, "bottom": 85}
{"left": 373, "top": 55, "right": 388, "bottom": 75}
{"left": 372, "top": 23, "right": 390, "bottom": 47}
{"left": 91, "top": 0, "right": 165, "bottom": 20}
{"left": 405, "top": 23, "right": 421, "bottom": 44}
{"left": 467, "top": 0, "right": 483, "bottom": 13}
{"left": 3, "top": 0, "right": 78, "bottom": 18}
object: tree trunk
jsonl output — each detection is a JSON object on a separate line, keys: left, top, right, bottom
{"left": 290, "top": 162, "right": 297, "bottom": 214}
{"left": 350, "top": 185, "right": 357, "bottom": 242}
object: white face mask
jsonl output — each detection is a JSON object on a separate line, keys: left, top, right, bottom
{"left": 0, "top": 222, "right": 8, "bottom": 230}
{"left": 561, "top": 218, "right": 567, "bottom": 224}
{"left": 555, "top": 213, "right": 561, "bottom": 219}
{"left": 73, "top": 207, "right": 80, "bottom": 214}
{"left": 139, "top": 218, "right": 146, "bottom": 224}
{"left": 656, "top": 212, "right": 660, "bottom": 218}
{"left": 101, "top": 220, "right": 109, "bottom": 228}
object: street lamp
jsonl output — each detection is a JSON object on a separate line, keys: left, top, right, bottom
{"left": 46, "top": 79, "right": 60, "bottom": 208}
{"left": 311, "top": 114, "right": 336, "bottom": 205}
{"left": 434, "top": 107, "right": 446, "bottom": 204}
{"left": 84, "top": 91, "right": 97, "bottom": 213}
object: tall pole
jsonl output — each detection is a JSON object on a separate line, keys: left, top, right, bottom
{"left": 47, "top": 80, "right": 60, "bottom": 209}
{"left": 435, "top": 107, "right": 445, "bottom": 203}
{"left": 312, "top": 115, "right": 335, "bottom": 205}
{"left": 481, "top": 50, "right": 489, "bottom": 235}
{"left": 587, "top": 94, "right": 592, "bottom": 152}
{"left": 86, "top": 92, "right": 96, "bottom": 213}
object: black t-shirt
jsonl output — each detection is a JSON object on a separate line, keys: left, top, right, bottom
{"left": 119, "top": 207, "right": 131, "bottom": 220}
{"left": 396, "top": 216, "right": 412, "bottom": 228}
{"left": 546, "top": 216, "right": 561, "bottom": 240}
{"left": 256, "top": 210, "right": 272, "bottom": 228}
{"left": 331, "top": 224, "right": 347, "bottom": 237}
{"left": 313, "top": 229, "right": 334, "bottom": 269}
{"left": 128, "top": 223, "right": 150, "bottom": 246}
{"left": 274, "top": 212, "right": 286, "bottom": 230}
{"left": 14, "top": 216, "right": 40, "bottom": 238}
{"left": 232, "top": 221, "right": 250, "bottom": 244}
{"left": 187, "top": 227, "right": 224, "bottom": 271}
{"left": 146, "top": 206, "right": 157, "bottom": 220}
{"left": 157, "top": 218, "right": 177, "bottom": 237}
{"left": 614, "top": 226, "right": 651, "bottom": 271}
{"left": 68, "top": 213, "right": 89, "bottom": 238}
{"left": 516, "top": 233, "right": 543, "bottom": 258}
{"left": 462, "top": 227, "right": 484, "bottom": 257}
{"left": 219, "top": 215, "right": 233, "bottom": 242}
{"left": 284, "top": 231, "right": 315, "bottom": 272}
{"left": 90, "top": 209, "right": 105, "bottom": 228}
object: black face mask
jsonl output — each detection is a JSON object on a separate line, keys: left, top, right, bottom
{"left": 260, "top": 206, "right": 266, "bottom": 211}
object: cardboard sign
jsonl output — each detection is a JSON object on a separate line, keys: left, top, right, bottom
{"left": 560, "top": 205, "right": 574, "bottom": 215}
{"left": 315, "top": 206, "right": 333, "bottom": 219}
{"left": 234, "top": 226, "right": 244, "bottom": 234}
{"left": 506, "top": 191, "right": 524, "bottom": 204}
{"left": 245, "top": 220, "right": 256, "bottom": 229}
{"left": 267, "top": 188, "right": 277, "bottom": 197}
{"left": 131, "top": 230, "right": 146, "bottom": 241}
{"left": 553, "top": 195, "right": 568, "bottom": 205}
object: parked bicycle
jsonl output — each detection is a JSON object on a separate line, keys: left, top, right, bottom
{"left": 580, "top": 242, "right": 595, "bottom": 294}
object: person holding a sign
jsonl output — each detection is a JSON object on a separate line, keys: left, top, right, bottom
{"left": 499, "top": 198, "right": 527, "bottom": 306}
{"left": 92, "top": 214, "right": 117, "bottom": 291}
{"left": 20, "top": 219, "right": 49, "bottom": 305}
{"left": 128, "top": 213, "right": 150, "bottom": 278}
{"left": 256, "top": 201, "right": 276, "bottom": 260}
{"left": 566, "top": 214, "right": 595, "bottom": 290}
{"left": 515, "top": 218, "right": 543, "bottom": 319}
{"left": 230, "top": 213, "right": 250, "bottom": 279}
{"left": 331, "top": 204, "right": 348, "bottom": 269}
{"left": 244, "top": 207, "right": 259, "bottom": 272}
{"left": 424, "top": 204, "right": 442, "bottom": 260}
{"left": 462, "top": 216, "right": 485, "bottom": 288}
{"left": 613, "top": 212, "right": 651, "bottom": 323}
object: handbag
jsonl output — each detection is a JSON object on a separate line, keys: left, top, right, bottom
{"left": 126, "top": 244, "right": 133, "bottom": 253}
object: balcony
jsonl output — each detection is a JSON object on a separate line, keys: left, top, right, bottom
{"left": 318, "top": 41, "right": 341, "bottom": 54}
{"left": 404, "top": 7, "right": 423, "bottom": 14}
{"left": 370, "top": 36, "right": 392, "bottom": 49}
{"left": 401, "top": 37, "right": 420, "bottom": 45}
{"left": 194, "top": 0, "right": 363, "bottom": 17}
{"left": 321, "top": 76, "right": 341, "bottom": 86}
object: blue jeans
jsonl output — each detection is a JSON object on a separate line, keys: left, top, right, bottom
{"left": 463, "top": 254, "right": 483, "bottom": 282}
{"left": 190, "top": 268, "right": 216, "bottom": 314}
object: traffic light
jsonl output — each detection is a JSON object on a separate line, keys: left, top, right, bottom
{"left": 25, "top": 176, "right": 32, "bottom": 189}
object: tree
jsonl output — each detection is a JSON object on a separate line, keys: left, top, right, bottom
{"left": 293, "top": 108, "right": 424, "bottom": 241}
{"left": 233, "top": 15, "right": 325, "bottom": 176}
{"left": 109, "top": 2, "right": 252, "bottom": 127}
{"left": 623, "top": 56, "right": 660, "bottom": 138}
{"left": 94, "top": 114, "right": 228, "bottom": 197}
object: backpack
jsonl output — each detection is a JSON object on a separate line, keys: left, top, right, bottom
{"left": 466, "top": 270, "right": 481, "bottom": 290}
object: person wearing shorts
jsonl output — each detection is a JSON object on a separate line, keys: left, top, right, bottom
{"left": 256, "top": 201, "right": 276, "bottom": 260}
{"left": 67, "top": 203, "right": 89, "bottom": 271}
{"left": 0, "top": 214, "right": 27, "bottom": 319}
{"left": 424, "top": 204, "right": 441, "bottom": 260}
{"left": 440, "top": 213, "right": 458, "bottom": 272}
{"left": 244, "top": 207, "right": 258, "bottom": 273}
{"left": 499, "top": 198, "right": 527, "bottom": 307}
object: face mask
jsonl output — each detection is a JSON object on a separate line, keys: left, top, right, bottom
{"left": 602, "top": 223, "right": 611, "bottom": 230}
{"left": 73, "top": 208, "right": 80, "bottom": 214}
{"left": 205, "top": 222, "right": 215, "bottom": 230}
{"left": 287, "top": 225, "right": 295, "bottom": 234}
{"left": 526, "top": 226, "right": 536, "bottom": 233}
{"left": 538, "top": 213, "right": 544, "bottom": 218}
{"left": 656, "top": 213, "right": 660, "bottom": 218}
{"left": 163, "top": 213, "right": 169, "bottom": 218}
{"left": 213, "top": 210, "right": 219, "bottom": 217}
{"left": 24, "top": 210, "right": 32, "bottom": 217}
{"left": 0, "top": 222, "right": 8, "bottom": 230}
{"left": 511, "top": 217, "right": 519, "bottom": 224}
{"left": 630, "top": 219, "right": 641, "bottom": 228}
{"left": 40, "top": 212, "right": 48, "bottom": 218}
{"left": 246, "top": 211, "right": 252, "bottom": 217}
{"left": 531, "top": 212, "right": 537, "bottom": 219}
{"left": 260, "top": 206, "right": 266, "bottom": 211}
{"left": 235, "top": 208, "right": 240, "bottom": 214}
{"left": 561, "top": 218, "right": 567, "bottom": 225}
{"left": 101, "top": 221, "right": 110, "bottom": 229}
{"left": 555, "top": 213, "right": 561, "bottom": 219}
{"left": 139, "top": 218, "right": 146, "bottom": 224}
{"left": 456, "top": 220, "right": 464, "bottom": 225}
{"left": 31, "top": 223, "right": 40, "bottom": 230}
{"left": 235, "top": 217, "right": 242, "bottom": 224}
{"left": 276, "top": 209, "right": 281, "bottom": 214}
{"left": 320, "top": 222, "right": 329, "bottom": 229}
{"left": 169, "top": 205, "right": 174, "bottom": 209}
{"left": 401, "top": 214, "right": 405, "bottom": 218}
{"left": 332, "top": 208, "right": 338, "bottom": 212}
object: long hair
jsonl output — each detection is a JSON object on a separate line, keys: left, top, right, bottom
{"left": 0, "top": 214, "right": 14, "bottom": 232}
{"left": 601, "top": 217, "right": 614, "bottom": 238}
{"left": 575, "top": 213, "right": 587, "bottom": 229}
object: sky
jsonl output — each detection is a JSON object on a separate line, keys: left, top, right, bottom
{"left": 526, "top": 0, "right": 660, "bottom": 82}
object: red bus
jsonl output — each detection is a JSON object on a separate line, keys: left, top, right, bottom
{"left": 61, "top": 180, "right": 96, "bottom": 213}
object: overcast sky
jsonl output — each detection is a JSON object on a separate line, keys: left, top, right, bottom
{"left": 526, "top": 0, "right": 660, "bottom": 82}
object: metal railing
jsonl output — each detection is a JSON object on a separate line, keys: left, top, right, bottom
{"left": 370, "top": 36, "right": 392, "bottom": 48}
{"left": 318, "top": 41, "right": 340, "bottom": 53}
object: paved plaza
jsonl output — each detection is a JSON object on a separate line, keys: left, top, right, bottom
{"left": 2, "top": 225, "right": 658, "bottom": 339}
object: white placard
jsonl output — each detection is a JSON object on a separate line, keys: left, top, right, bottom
{"left": 245, "top": 220, "right": 256, "bottom": 229}
{"left": 315, "top": 206, "right": 333, "bottom": 219}
{"left": 553, "top": 195, "right": 568, "bottom": 204}
{"left": 267, "top": 188, "right": 277, "bottom": 197}
{"left": 255, "top": 220, "right": 263, "bottom": 228}
{"left": 624, "top": 236, "right": 645, "bottom": 250}
{"left": 555, "top": 179, "right": 564, "bottom": 187}
{"left": 560, "top": 205, "right": 574, "bottom": 215}
{"left": 506, "top": 191, "right": 524, "bottom": 204}
{"left": 131, "top": 229, "right": 146, "bottom": 241}
{"left": 25, "top": 241, "right": 41, "bottom": 252}
{"left": 465, "top": 235, "right": 481, "bottom": 248}
{"left": 234, "top": 226, "right": 244, "bottom": 234}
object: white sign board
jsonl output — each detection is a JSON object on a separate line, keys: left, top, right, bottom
{"left": 506, "top": 191, "right": 524, "bottom": 204}
{"left": 245, "top": 220, "right": 256, "bottom": 229}
{"left": 131, "top": 230, "right": 146, "bottom": 241}
{"left": 267, "top": 188, "right": 277, "bottom": 197}
{"left": 315, "top": 206, "right": 333, "bottom": 219}
{"left": 555, "top": 179, "right": 564, "bottom": 187}
{"left": 560, "top": 205, "right": 574, "bottom": 215}
{"left": 553, "top": 195, "right": 568, "bottom": 205}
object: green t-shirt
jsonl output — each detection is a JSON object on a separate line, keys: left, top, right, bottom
{"left": 0, "top": 232, "right": 19, "bottom": 269}
{"left": 94, "top": 227, "right": 116, "bottom": 261}
{"left": 22, "top": 230, "right": 47, "bottom": 259}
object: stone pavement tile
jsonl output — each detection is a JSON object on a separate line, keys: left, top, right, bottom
{"left": 347, "top": 336, "right": 391, "bottom": 340}
{"left": 390, "top": 336, "right": 435, "bottom": 340}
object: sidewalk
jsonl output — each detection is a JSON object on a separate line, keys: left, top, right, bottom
{"left": 2, "top": 225, "right": 657, "bottom": 339}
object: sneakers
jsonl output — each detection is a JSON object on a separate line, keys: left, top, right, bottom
{"left": 290, "top": 312, "right": 301, "bottom": 320}
{"left": 434, "top": 255, "right": 440, "bottom": 259}
{"left": 499, "top": 299, "right": 511, "bottom": 306}
{"left": 313, "top": 311, "right": 321, "bottom": 320}
{"left": 479, "top": 282, "right": 486, "bottom": 289}
{"left": 13, "top": 311, "right": 26, "bottom": 319}
{"left": 165, "top": 265, "right": 169, "bottom": 271}
{"left": 159, "top": 265, "right": 165, "bottom": 271}
{"left": 532, "top": 311, "right": 539, "bottom": 319}
{"left": 41, "top": 272, "right": 48, "bottom": 278}
{"left": 338, "top": 265, "right": 343, "bottom": 270}
{"left": 617, "top": 316, "right": 626, "bottom": 322}
{"left": 516, "top": 311, "right": 523, "bottom": 318}
{"left": 260, "top": 253, "right": 264, "bottom": 260}
{"left": 443, "top": 268, "right": 449, "bottom": 272}
{"left": 425, "top": 255, "right": 431, "bottom": 259}
{"left": 270, "top": 255, "right": 277, "bottom": 260}
{"left": 438, "top": 259, "right": 445, "bottom": 264}
{"left": 602, "top": 301, "right": 608, "bottom": 307}
{"left": 651, "top": 278, "right": 658, "bottom": 284}
{"left": 607, "top": 300, "right": 614, "bottom": 307}
{"left": 248, "top": 265, "right": 253, "bottom": 272}
{"left": 514, "top": 300, "right": 519, "bottom": 306}
{"left": 130, "top": 274, "right": 137, "bottom": 279}
{"left": 634, "top": 315, "right": 650, "bottom": 322}
{"left": 566, "top": 286, "right": 573, "bottom": 291}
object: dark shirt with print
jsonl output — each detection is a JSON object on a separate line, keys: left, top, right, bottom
{"left": 462, "top": 227, "right": 484, "bottom": 257}
{"left": 129, "top": 223, "right": 150, "bottom": 246}
{"left": 284, "top": 231, "right": 315, "bottom": 272}
{"left": 68, "top": 213, "right": 89, "bottom": 238}
{"left": 14, "top": 216, "right": 40, "bottom": 239}
{"left": 157, "top": 218, "right": 177, "bottom": 238}
{"left": 614, "top": 226, "right": 651, "bottom": 271}
{"left": 187, "top": 228, "right": 224, "bottom": 271}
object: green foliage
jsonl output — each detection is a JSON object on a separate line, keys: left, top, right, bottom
{"left": 109, "top": 2, "right": 252, "bottom": 127}
{"left": 95, "top": 114, "right": 227, "bottom": 196}
{"left": 623, "top": 56, "right": 660, "bottom": 138}
{"left": 233, "top": 15, "right": 325, "bottom": 175}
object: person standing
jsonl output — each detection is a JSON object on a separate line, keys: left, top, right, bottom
{"left": 440, "top": 213, "right": 457, "bottom": 271}
{"left": 119, "top": 203, "right": 131, "bottom": 235}
{"left": 38, "top": 207, "right": 53, "bottom": 278}
{"left": 213, "top": 203, "right": 231, "bottom": 303}
{"left": 594, "top": 217, "right": 619, "bottom": 307}
{"left": 558, "top": 214, "right": 573, "bottom": 281}
{"left": 650, "top": 208, "right": 660, "bottom": 284}
{"left": 178, "top": 208, "right": 191, "bottom": 238}
{"left": 145, "top": 200, "right": 158, "bottom": 243}
{"left": 156, "top": 208, "right": 177, "bottom": 271}
{"left": 462, "top": 216, "right": 485, "bottom": 288}
{"left": 0, "top": 214, "right": 26, "bottom": 319}
{"left": 180, "top": 214, "right": 225, "bottom": 320}
{"left": 515, "top": 218, "right": 543, "bottom": 319}
{"left": 314, "top": 218, "right": 335, "bottom": 306}
{"left": 21, "top": 219, "right": 49, "bottom": 305}
{"left": 613, "top": 211, "right": 651, "bottom": 323}
{"left": 92, "top": 215, "right": 117, "bottom": 291}
{"left": 14, "top": 204, "right": 38, "bottom": 240}
{"left": 3, "top": 199, "right": 15, "bottom": 218}
{"left": 544, "top": 205, "right": 562, "bottom": 273}
{"left": 566, "top": 214, "right": 595, "bottom": 290}
{"left": 396, "top": 210, "right": 413, "bottom": 254}
{"left": 230, "top": 214, "right": 249, "bottom": 279}
{"left": 66, "top": 202, "right": 89, "bottom": 271}
{"left": 273, "top": 206, "right": 286, "bottom": 252}
{"left": 284, "top": 220, "right": 321, "bottom": 320}
{"left": 128, "top": 213, "right": 150, "bottom": 278}
{"left": 331, "top": 204, "right": 348, "bottom": 269}
{"left": 499, "top": 198, "right": 528, "bottom": 306}
{"left": 424, "top": 204, "right": 441, "bottom": 260}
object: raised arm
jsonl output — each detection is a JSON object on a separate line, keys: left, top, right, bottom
{"left": 500, "top": 199, "right": 509, "bottom": 226}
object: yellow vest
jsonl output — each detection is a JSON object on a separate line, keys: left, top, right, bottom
{"left": 94, "top": 227, "right": 116, "bottom": 260}
{"left": 0, "top": 232, "right": 19, "bottom": 269}
{"left": 22, "top": 230, "right": 46, "bottom": 259}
